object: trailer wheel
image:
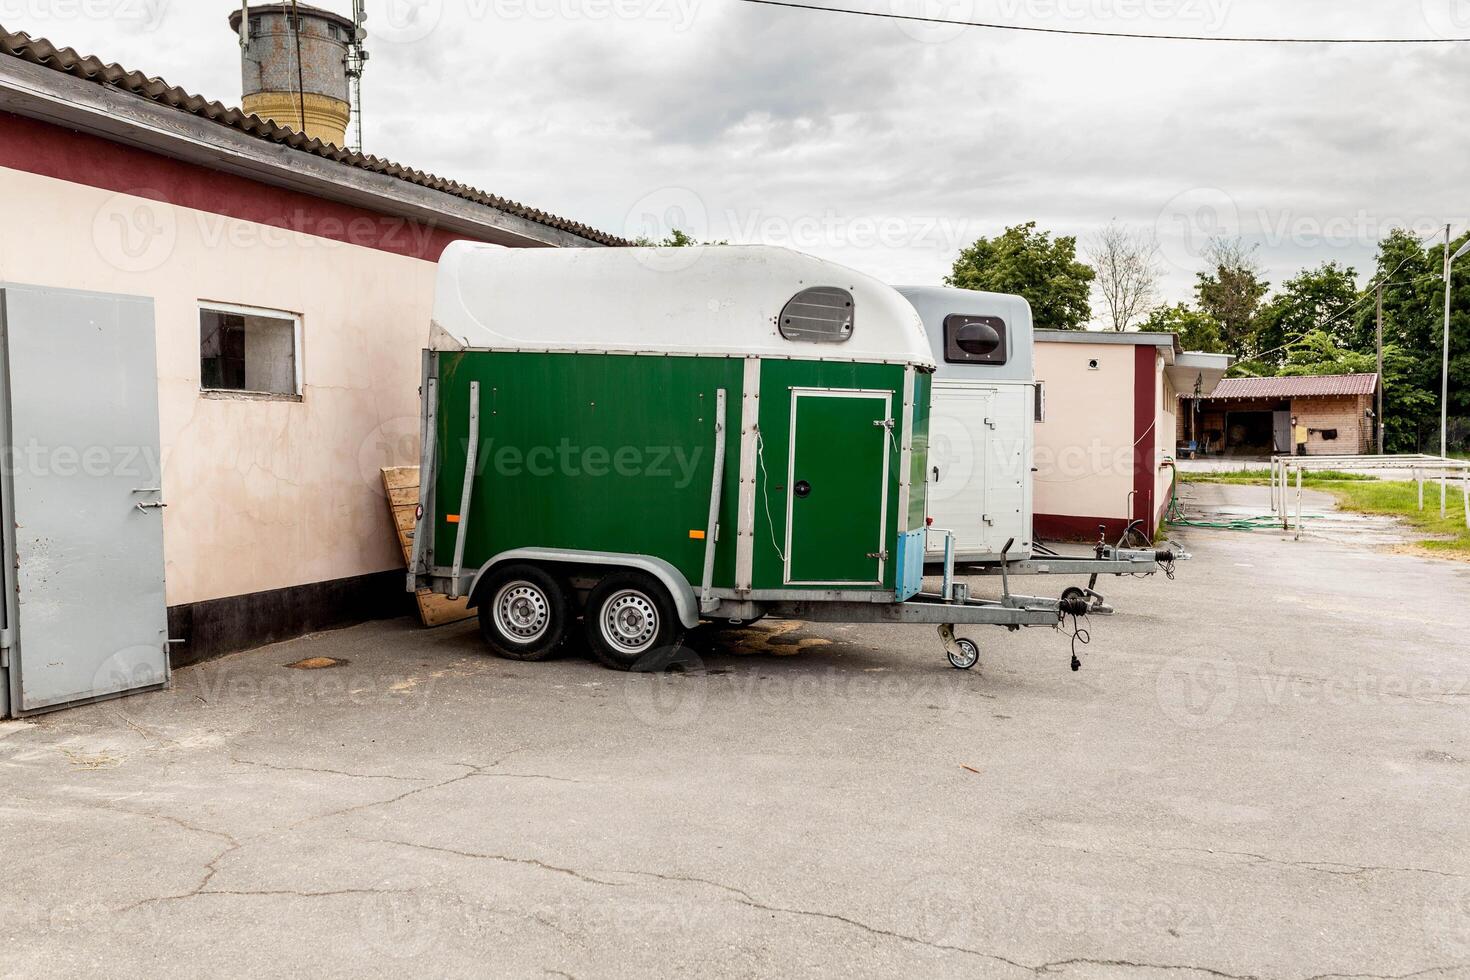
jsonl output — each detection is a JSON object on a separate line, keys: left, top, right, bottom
{"left": 947, "top": 638, "right": 980, "bottom": 671}
{"left": 477, "top": 564, "right": 572, "bottom": 662}
{"left": 584, "top": 570, "right": 685, "bottom": 671}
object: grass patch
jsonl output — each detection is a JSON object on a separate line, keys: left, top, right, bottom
{"left": 1319, "top": 480, "right": 1470, "bottom": 557}
{"left": 1181, "top": 468, "right": 1377, "bottom": 486}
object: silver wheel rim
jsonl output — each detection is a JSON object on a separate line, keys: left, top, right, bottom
{"left": 493, "top": 581, "right": 551, "bottom": 643}
{"left": 601, "top": 590, "right": 660, "bottom": 654}
{"left": 952, "top": 640, "right": 978, "bottom": 668}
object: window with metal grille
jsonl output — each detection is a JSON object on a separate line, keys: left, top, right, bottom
{"left": 778, "top": 287, "right": 854, "bottom": 343}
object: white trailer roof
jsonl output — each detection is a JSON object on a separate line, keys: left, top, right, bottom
{"left": 431, "top": 242, "right": 935, "bottom": 368}
{"left": 896, "top": 285, "right": 1035, "bottom": 383}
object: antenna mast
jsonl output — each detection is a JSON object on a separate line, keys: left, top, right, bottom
{"left": 345, "top": 0, "right": 369, "bottom": 152}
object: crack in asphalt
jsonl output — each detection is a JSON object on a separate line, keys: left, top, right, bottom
{"left": 366, "top": 838, "right": 630, "bottom": 888}
{"left": 354, "top": 835, "right": 1470, "bottom": 980}
{"left": 1166, "top": 846, "right": 1470, "bottom": 881}
{"left": 229, "top": 754, "right": 428, "bottom": 783}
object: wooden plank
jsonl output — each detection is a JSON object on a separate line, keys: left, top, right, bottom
{"left": 382, "top": 467, "right": 473, "bottom": 628}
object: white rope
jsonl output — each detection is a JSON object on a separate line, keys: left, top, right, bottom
{"left": 754, "top": 429, "right": 788, "bottom": 564}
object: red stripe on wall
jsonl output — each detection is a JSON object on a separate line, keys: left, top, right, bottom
{"left": 1133, "top": 345, "right": 1158, "bottom": 539}
{"left": 0, "top": 110, "right": 473, "bottom": 261}
{"left": 1034, "top": 514, "right": 1130, "bottom": 543}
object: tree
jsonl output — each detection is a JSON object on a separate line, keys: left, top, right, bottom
{"left": 1195, "top": 237, "right": 1269, "bottom": 357}
{"left": 1140, "top": 303, "right": 1225, "bottom": 353}
{"left": 1253, "top": 261, "right": 1361, "bottom": 363}
{"left": 633, "top": 228, "right": 727, "bottom": 246}
{"left": 946, "top": 222, "right": 1095, "bottom": 329}
{"left": 1087, "top": 221, "right": 1162, "bottom": 331}
{"left": 1344, "top": 228, "right": 1470, "bottom": 451}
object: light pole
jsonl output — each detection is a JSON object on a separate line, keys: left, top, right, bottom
{"left": 1442, "top": 230, "right": 1470, "bottom": 516}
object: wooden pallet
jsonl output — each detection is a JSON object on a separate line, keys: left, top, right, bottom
{"left": 382, "top": 466, "right": 474, "bottom": 628}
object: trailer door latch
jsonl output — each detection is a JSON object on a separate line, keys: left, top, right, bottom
{"left": 866, "top": 550, "right": 889, "bottom": 560}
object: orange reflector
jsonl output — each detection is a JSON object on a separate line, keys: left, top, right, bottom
{"left": 689, "top": 529, "right": 706, "bottom": 540}
{"left": 446, "top": 515, "right": 461, "bottom": 524}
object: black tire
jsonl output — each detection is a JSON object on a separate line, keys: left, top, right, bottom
{"left": 476, "top": 563, "right": 572, "bottom": 662}
{"left": 947, "top": 638, "right": 980, "bottom": 670}
{"left": 583, "top": 570, "right": 686, "bottom": 671}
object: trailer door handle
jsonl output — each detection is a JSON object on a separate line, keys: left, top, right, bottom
{"left": 135, "top": 501, "right": 168, "bottom": 511}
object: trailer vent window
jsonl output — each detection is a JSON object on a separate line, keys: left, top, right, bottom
{"left": 943, "top": 314, "right": 1008, "bottom": 365}
{"left": 779, "top": 287, "right": 854, "bottom": 343}
{"left": 200, "top": 304, "right": 302, "bottom": 397}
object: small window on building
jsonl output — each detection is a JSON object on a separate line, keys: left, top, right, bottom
{"left": 1035, "top": 381, "right": 1046, "bottom": 423}
{"left": 943, "top": 314, "right": 1008, "bottom": 364}
{"left": 778, "top": 287, "right": 854, "bottom": 343}
{"left": 200, "top": 304, "right": 301, "bottom": 397}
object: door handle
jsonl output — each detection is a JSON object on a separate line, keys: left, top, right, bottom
{"left": 135, "top": 501, "right": 168, "bottom": 511}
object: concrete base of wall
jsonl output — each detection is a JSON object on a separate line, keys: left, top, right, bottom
{"left": 166, "top": 571, "right": 416, "bottom": 668}
{"left": 1034, "top": 515, "right": 1127, "bottom": 544}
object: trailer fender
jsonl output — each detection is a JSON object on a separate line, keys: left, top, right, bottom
{"left": 467, "top": 549, "right": 701, "bottom": 629}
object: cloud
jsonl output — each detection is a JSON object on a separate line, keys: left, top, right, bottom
{"left": 9, "top": 0, "right": 1465, "bottom": 317}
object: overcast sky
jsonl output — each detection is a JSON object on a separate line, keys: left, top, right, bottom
{"left": 8, "top": 0, "right": 1467, "bottom": 323}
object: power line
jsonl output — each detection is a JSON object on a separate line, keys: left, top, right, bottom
{"left": 736, "top": 0, "right": 1470, "bottom": 43}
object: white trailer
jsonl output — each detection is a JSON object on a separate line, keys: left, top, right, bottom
{"left": 897, "top": 285, "right": 1186, "bottom": 604}
{"left": 897, "top": 286, "right": 1036, "bottom": 563}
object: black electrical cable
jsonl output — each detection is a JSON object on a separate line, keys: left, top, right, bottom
{"left": 736, "top": 0, "right": 1470, "bottom": 43}
{"left": 291, "top": 0, "right": 306, "bottom": 135}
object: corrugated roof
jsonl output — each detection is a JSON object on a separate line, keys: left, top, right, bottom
{"left": 0, "top": 24, "right": 630, "bottom": 247}
{"left": 1201, "top": 373, "right": 1379, "bottom": 400}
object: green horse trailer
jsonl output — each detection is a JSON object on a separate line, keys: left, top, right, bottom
{"left": 409, "top": 244, "right": 1092, "bottom": 671}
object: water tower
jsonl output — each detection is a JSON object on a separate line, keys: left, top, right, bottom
{"left": 228, "top": 3, "right": 367, "bottom": 149}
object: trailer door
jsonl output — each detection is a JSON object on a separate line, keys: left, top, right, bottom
{"left": 785, "top": 389, "right": 891, "bottom": 586}
{"left": 1, "top": 285, "right": 169, "bottom": 715}
{"left": 927, "top": 381, "right": 994, "bottom": 558}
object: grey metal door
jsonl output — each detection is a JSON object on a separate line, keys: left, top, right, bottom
{"left": 1273, "top": 411, "right": 1291, "bottom": 454}
{"left": 1, "top": 285, "right": 169, "bottom": 715}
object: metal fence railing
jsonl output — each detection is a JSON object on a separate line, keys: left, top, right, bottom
{"left": 1270, "top": 454, "right": 1470, "bottom": 538}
